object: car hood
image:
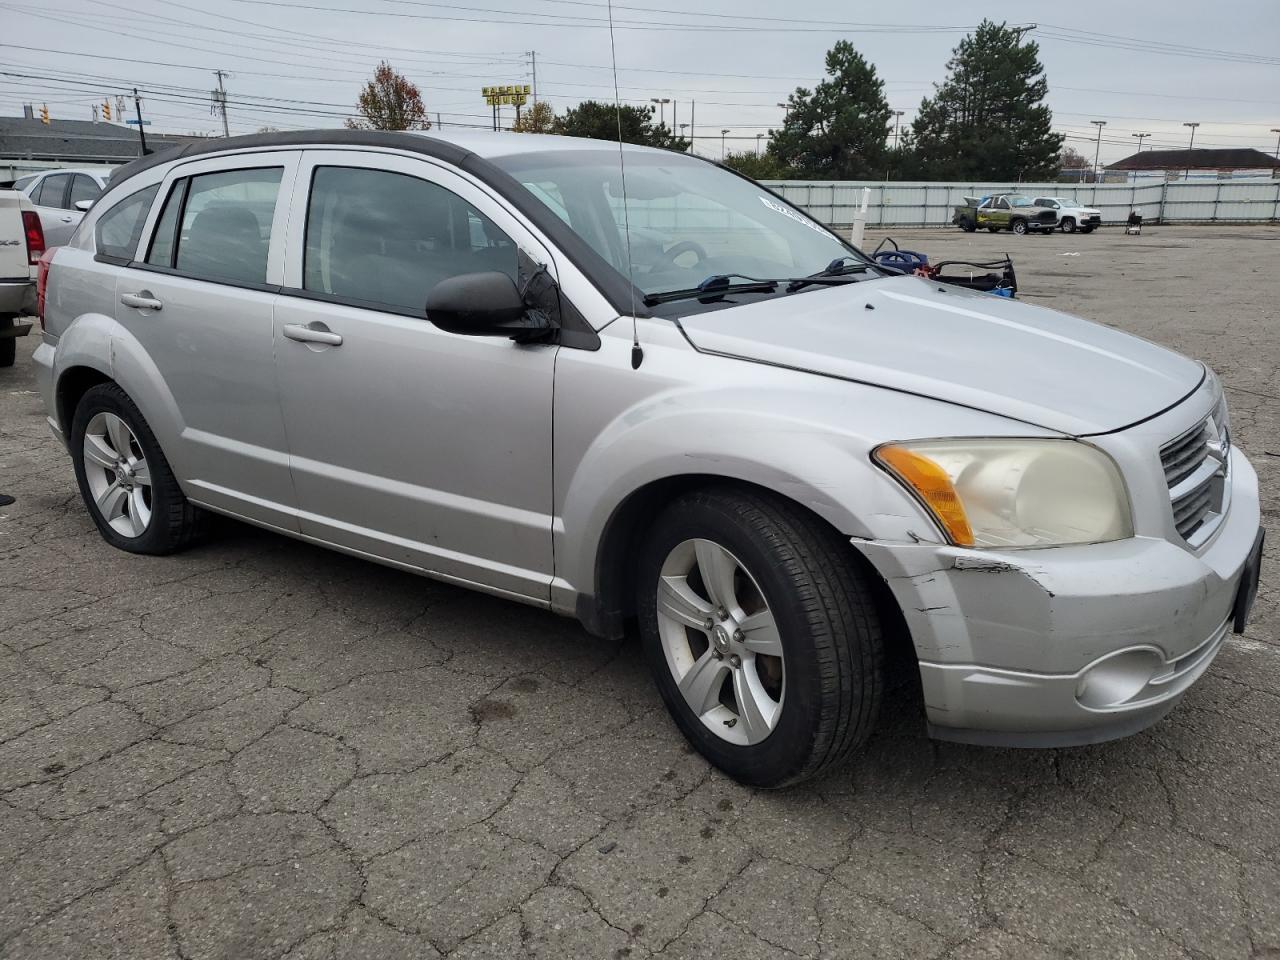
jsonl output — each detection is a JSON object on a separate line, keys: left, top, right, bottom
{"left": 676, "top": 275, "right": 1203, "bottom": 436}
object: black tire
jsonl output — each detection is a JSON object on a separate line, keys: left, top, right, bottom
{"left": 1081, "top": 225, "right": 1095, "bottom": 234}
{"left": 1060, "top": 217, "right": 1076, "bottom": 234}
{"left": 1011, "top": 218, "right": 1028, "bottom": 235}
{"left": 957, "top": 217, "right": 975, "bottom": 233}
{"left": 636, "top": 487, "right": 884, "bottom": 788}
{"left": 70, "top": 382, "right": 206, "bottom": 554}
{"left": 0, "top": 316, "right": 15, "bottom": 368}
{"left": 987, "top": 226, "right": 1000, "bottom": 233}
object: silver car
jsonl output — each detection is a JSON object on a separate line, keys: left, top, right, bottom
{"left": 14, "top": 167, "right": 110, "bottom": 246}
{"left": 33, "top": 131, "right": 1263, "bottom": 787}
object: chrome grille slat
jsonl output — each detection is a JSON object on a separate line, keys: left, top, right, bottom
{"left": 1160, "top": 400, "right": 1228, "bottom": 544}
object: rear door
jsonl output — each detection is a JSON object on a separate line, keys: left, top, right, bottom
{"left": 272, "top": 149, "right": 558, "bottom": 602}
{"left": 31, "top": 173, "right": 79, "bottom": 246}
{"left": 118, "top": 151, "right": 301, "bottom": 530}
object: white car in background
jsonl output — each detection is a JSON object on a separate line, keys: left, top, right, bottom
{"left": 14, "top": 168, "right": 111, "bottom": 247}
{"left": 1033, "top": 196, "right": 1102, "bottom": 234}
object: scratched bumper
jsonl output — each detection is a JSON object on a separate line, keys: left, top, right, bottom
{"left": 854, "top": 454, "right": 1261, "bottom": 747}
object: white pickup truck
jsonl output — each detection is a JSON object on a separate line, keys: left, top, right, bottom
{"left": 0, "top": 187, "right": 41, "bottom": 367}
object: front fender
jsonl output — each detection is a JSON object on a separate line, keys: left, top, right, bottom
{"left": 552, "top": 326, "right": 1055, "bottom": 606}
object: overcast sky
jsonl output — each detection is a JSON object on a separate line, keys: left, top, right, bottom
{"left": 2, "top": 0, "right": 1277, "bottom": 165}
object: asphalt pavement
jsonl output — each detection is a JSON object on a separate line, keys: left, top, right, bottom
{"left": 1, "top": 224, "right": 1277, "bottom": 959}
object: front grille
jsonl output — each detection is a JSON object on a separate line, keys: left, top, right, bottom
{"left": 1160, "top": 398, "right": 1230, "bottom": 545}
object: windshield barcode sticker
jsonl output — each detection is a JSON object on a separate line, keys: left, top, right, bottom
{"left": 759, "top": 196, "right": 829, "bottom": 236}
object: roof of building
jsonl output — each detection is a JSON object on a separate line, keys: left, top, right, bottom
{"left": 1106, "top": 147, "right": 1280, "bottom": 172}
{"left": 0, "top": 116, "right": 199, "bottom": 162}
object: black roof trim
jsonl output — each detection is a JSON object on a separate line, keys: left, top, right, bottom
{"left": 98, "top": 128, "right": 645, "bottom": 317}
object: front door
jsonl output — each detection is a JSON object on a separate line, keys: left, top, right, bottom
{"left": 273, "top": 150, "right": 558, "bottom": 603}
{"left": 116, "top": 151, "right": 301, "bottom": 531}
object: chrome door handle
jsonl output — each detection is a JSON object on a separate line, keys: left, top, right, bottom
{"left": 120, "top": 292, "right": 163, "bottom": 310}
{"left": 283, "top": 323, "right": 343, "bottom": 346}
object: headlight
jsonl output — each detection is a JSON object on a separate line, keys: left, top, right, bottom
{"left": 873, "top": 439, "right": 1132, "bottom": 548}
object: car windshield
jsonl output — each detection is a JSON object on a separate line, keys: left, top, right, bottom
{"left": 1008, "top": 196, "right": 1034, "bottom": 207}
{"left": 490, "top": 148, "right": 862, "bottom": 298}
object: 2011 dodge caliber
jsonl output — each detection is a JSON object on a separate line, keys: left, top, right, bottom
{"left": 34, "top": 130, "right": 1263, "bottom": 787}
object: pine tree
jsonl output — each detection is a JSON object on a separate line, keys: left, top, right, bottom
{"left": 909, "top": 21, "right": 1062, "bottom": 181}
{"left": 768, "top": 41, "right": 891, "bottom": 180}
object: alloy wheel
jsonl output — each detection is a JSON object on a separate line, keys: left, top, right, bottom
{"left": 82, "top": 411, "right": 152, "bottom": 537}
{"left": 654, "top": 538, "right": 785, "bottom": 746}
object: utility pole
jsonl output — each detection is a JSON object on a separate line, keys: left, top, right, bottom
{"left": 132, "top": 88, "right": 149, "bottom": 155}
{"left": 1090, "top": 120, "right": 1106, "bottom": 185}
{"left": 527, "top": 51, "right": 537, "bottom": 105}
{"left": 892, "top": 110, "right": 905, "bottom": 150}
{"left": 1010, "top": 23, "right": 1037, "bottom": 43}
{"left": 436, "top": 112, "right": 442, "bottom": 129}
{"left": 1270, "top": 128, "right": 1279, "bottom": 159}
{"left": 689, "top": 101, "right": 695, "bottom": 154}
{"left": 213, "top": 69, "right": 230, "bottom": 137}
{"left": 755, "top": 133, "right": 763, "bottom": 155}
{"left": 1182, "top": 121, "right": 1199, "bottom": 181}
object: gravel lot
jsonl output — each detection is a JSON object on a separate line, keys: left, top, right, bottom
{"left": 1, "top": 224, "right": 1276, "bottom": 960}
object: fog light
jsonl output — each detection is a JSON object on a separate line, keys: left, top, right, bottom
{"left": 1076, "top": 649, "right": 1163, "bottom": 709}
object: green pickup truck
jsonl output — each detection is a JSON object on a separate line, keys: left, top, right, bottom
{"left": 952, "top": 194, "right": 1059, "bottom": 235}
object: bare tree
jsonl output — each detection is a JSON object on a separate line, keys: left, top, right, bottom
{"left": 347, "top": 61, "right": 429, "bottom": 131}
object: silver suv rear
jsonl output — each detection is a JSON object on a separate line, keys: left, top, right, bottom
{"left": 33, "top": 130, "right": 1263, "bottom": 786}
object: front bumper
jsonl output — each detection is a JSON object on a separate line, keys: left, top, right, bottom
{"left": 856, "top": 449, "right": 1261, "bottom": 747}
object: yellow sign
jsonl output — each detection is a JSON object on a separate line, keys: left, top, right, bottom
{"left": 481, "top": 84, "right": 531, "bottom": 107}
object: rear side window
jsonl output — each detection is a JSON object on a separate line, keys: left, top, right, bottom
{"left": 302, "top": 165, "right": 517, "bottom": 313}
{"left": 34, "top": 173, "right": 69, "bottom": 208}
{"left": 70, "top": 174, "right": 102, "bottom": 208}
{"left": 146, "top": 167, "right": 283, "bottom": 286}
{"left": 95, "top": 184, "right": 160, "bottom": 261}
{"left": 13, "top": 175, "right": 35, "bottom": 192}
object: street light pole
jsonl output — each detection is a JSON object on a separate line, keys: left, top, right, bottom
{"left": 1131, "top": 132, "right": 1150, "bottom": 153}
{"left": 1090, "top": 120, "right": 1106, "bottom": 185}
{"left": 650, "top": 97, "right": 670, "bottom": 128}
{"left": 720, "top": 129, "right": 730, "bottom": 160}
{"left": 892, "top": 110, "right": 905, "bottom": 150}
{"left": 1182, "top": 122, "right": 1199, "bottom": 181}
{"left": 755, "top": 133, "right": 763, "bottom": 156}
{"left": 1271, "top": 128, "right": 1280, "bottom": 159}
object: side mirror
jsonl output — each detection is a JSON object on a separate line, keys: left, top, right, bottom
{"left": 74, "top": 199, "right": 94, "bottom": 212}
{"left": 426, "top": 271, "right": 553, "bottom": 341}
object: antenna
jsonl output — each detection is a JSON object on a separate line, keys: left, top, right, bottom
{"left": 604, "top": 0, "right": 642, "bottom": 369}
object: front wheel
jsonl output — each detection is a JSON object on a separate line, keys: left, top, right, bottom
{"left": 1081, "top": 225, "right": 1095, "bottom": 234}
{"left": 71, "top": 382, "right": 206, "bottom": 554}
{"left": 1011, "top": 219, "right": 1028, "bottom": 235}
{"left": 636, "top": 488, "right": 884, "bottom": 788}
{"left": 1060, "top": 217, "right": 1076, "bottom": 234}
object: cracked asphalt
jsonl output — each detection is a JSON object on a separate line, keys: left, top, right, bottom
{"left": 1, "top": 224, "right": 1277, "bottom": 960}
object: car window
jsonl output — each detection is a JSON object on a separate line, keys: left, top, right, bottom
{"left": 95, "top": 184, "right": 160, "bottom": 261}
{"left": 13, "top": 175, "right": 35, "bottom": 192}
{"left": 35, "top": 173, "right": 69, "bottom": 208}
{"left": 303, "top": 165, "right": 518, "bottom": 313}
{"left": 70, "top": 174, "right": 102, "bottom": 207}
{"left": 146, "top": 180, "right": 184, "bottom": 268}
{"left": 172, "top": 167, "right": 283, "bottom": 285}
{"left": 995, "top": 198, "right": 1009, "bottom": 210}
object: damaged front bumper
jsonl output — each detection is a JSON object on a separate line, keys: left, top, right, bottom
{"left": 855, "top": 450, "right": 1262, "bottom": 747}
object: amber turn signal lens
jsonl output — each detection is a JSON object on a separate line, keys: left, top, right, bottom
{"left": 874, "top": 445, "right": 975, "bottom": 546}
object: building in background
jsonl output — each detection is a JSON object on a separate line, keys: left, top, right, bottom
{"left": 1, "top": 113, "right": 199, "bottom": 182}
{"left": 1104, "top": 148, "right": 1280, "bottom": 183}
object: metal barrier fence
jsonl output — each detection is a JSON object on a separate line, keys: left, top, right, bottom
{"left": 759, "top": 178, "right": 1280, "bottom": 228}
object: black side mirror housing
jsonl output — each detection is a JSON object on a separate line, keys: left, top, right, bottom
{"left": 425, "top": 271, "right": 553, "bottom": 341}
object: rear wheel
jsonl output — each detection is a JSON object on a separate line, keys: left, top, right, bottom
{"left": 987, "top": 225, "right": 1000, "bottom": 233}
{"left": 0, "top": 316, "right": 16, "bottom": 368}
{"left": 958, "top": 217, "right": 975, "bottom": 233}
{"left": 1011, "top": 219, "right": 1028, "bottom": 235}
{"left": 636, "top": 487, "right": 884, "bottom": 788}
{"left": 71, "top": 382, "right": 206, "bottom": 554}
{"left": 1060, "top": 217, "right": 1077, "bottom": 234}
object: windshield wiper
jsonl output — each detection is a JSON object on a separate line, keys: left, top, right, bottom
{"left": 642, "top": 274, "right": 778, "bottom": 307}
{"left": 785, "top": 256, "right": 876, "bottom": 292}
